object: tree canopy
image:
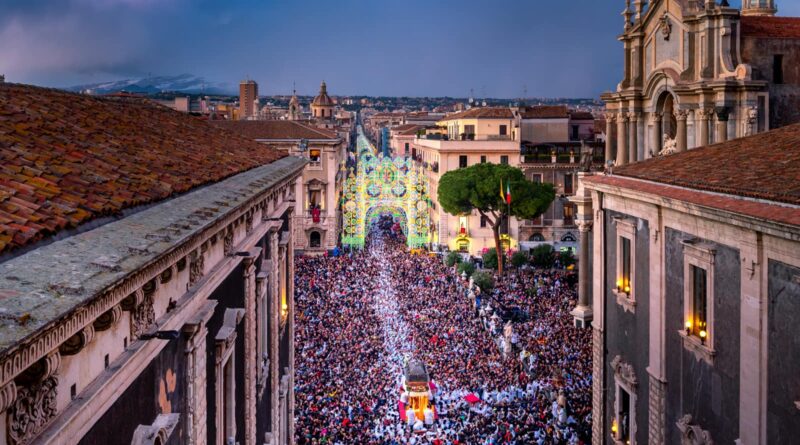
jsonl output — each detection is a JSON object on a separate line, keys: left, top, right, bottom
{"left": 438, "top": 163, "right": 555, "bottom": 273}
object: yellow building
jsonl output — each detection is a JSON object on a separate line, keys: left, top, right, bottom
{"left": 409, "top": 107, "right": 521, "bottom": 256}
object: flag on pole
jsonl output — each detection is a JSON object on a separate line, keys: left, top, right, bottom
{"left": 506, "top": 181, "right": 512, "bottom": 204}
{"left": 499, "top": 179, "right": 506, "bottom": 202}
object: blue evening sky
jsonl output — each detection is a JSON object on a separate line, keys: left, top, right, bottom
{"left": 1, "top": 0, "right": 797, "bottom": 98}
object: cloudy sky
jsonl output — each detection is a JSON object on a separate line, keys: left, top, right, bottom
{"left": 1, "top": 0, "right": 797, "bottom": 98}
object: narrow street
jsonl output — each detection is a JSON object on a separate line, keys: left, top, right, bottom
{"left": 294, "top": 225, "right": 592, "bottom": 444}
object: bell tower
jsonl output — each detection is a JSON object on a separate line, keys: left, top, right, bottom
{"left": 741, "top": 0, "right": 777, "bottom": 17}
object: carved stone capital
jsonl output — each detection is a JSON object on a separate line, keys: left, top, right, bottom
{"left": 576, "top": 220, "right": 593, "bottom": 233}
{"left": 674, "top": 109, "right": 689, "bottom": 121}
{"left": 650, "top": 112, "right": 663, "bottom": 123}
{"left": 605, "top": 112, "right": 618, "bottom": 123}
{"left": 627, "top": 112, "right": 640, "bottom": 122}
{"left": 697, "top": 108, "right": 714, "bottom": 120}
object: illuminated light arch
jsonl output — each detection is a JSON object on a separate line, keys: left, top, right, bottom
{"left": 342, "top": 127, "right": 431, "bottom": 248}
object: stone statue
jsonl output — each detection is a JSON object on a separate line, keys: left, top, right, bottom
{"left": 579, "top": 141, "right": 593, "bottom": 172}
{"left": 659, "top": 134, "right": 678, "bottom": 156}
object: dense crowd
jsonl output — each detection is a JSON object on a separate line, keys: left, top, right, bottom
{"left": 294, "top": 221, "right": 592, "bottom": 444}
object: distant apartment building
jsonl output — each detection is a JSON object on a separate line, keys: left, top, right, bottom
{"left": 411, "top": 107, "right": 521, "bottom": 256}
{"left": 239, "top": 79, "right": 259, "bottom": 120}
{"left": 213, "top": 120, "right": 346, "bottom": 255}
{"left": 516, "top": 105, "right": 603, "bottom": 254}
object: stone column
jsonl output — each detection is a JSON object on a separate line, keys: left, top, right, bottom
{"left": 243, "top": 253, "right": 259, "bottom": 445}
{"left": 183, "top": 302, "right": 216, "bottom": 445}
{"left": 697, "top": 108, "right": 711, "bottom": 147}
{"left": 616, "top": 113, "right": 629, "bottom": 166}
{"left": 715, "top": 107, "right": 729, "bottom": 143}
{"left": 675, "top": 109, "right": 688, "bottom": 152}
{"left": 569, "top": 172, "right": 593, "bottom": 328}
{"left": 648, "top": 375, "right": 667, "bottom": 444}
{"left": 285, "top": 208, "right": 296, "bottom": 445}
{"left": 591, "top": 327, "right": 604, "bottom": 444}
{"left": 628, "top": 112, "right": 639, "bottom": 163}
{"left": 605, "top": 113, "right": 617, "bottom": 164}
{"left": 650, "top": 112, "right": 662, "bottom": 158}
{"left": 571, "top": 219, "right": 594, "bottom": 327}
{"left": 268, "top": 229, "right": 281, "bottom": 442}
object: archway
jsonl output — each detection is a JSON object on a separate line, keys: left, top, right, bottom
{"left": 341, "top": 127, "right": 431, "bottom": 249}
{"left": 309, "top": 231, "right": 322, "bottom": 248}
{"left": 529, "top": 233, "right": 545, "bottom": 242}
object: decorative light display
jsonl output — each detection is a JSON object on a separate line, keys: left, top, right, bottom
{"left": 342, "top": 128, "right": 431, "bottom": 248}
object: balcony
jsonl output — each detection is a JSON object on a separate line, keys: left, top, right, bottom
{"left": 456, "top": 133, "right": 511, "bottom": 141}
{"left": 520, "top": 142, "right": 605, "bottom": 165}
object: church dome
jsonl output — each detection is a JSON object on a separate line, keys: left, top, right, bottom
{"left": 312, "top": 81, "right": 334, "bottom": 107}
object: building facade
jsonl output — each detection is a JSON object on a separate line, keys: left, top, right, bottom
{"left": 0, "top": 83, "right": 303, "bottom": 445}
{"left": 239, "top": 80, "right": 259, "bottom": 120}
{"left": 410, "top": 107, "right": 521, "bottom": 255}
{"left": 212, "top": 121, "right": 346, "bottom": 255}
{"left": 577, "top": 123, "right": 800, "bottom": 444}
{"left": 602, "top": 0, "right": 800, "bottom": 165}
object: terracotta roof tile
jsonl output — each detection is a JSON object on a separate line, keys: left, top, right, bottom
{"left": 0, "top": 83, "right": 286, "bottom": 255}
{"left": 519, "top": 105, "right": 569, "bottom": 119}
{"left": 613, "top": 122, "right": 800, "bottom": 206}
{"left": 211, "top": 120, "right": 339, "bottom": 140}
{"left": 741, "top": 16, "right": 800, "bottom": 39}
{"left": 439, "top": 107, "right": 514, "bottom": 121}
{"left": 583, "top": 175, "right": 800, "bottom": 228}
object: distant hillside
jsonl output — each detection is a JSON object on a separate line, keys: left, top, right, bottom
{"left": 65, "top": 74, "right": 235, "bottom": 95}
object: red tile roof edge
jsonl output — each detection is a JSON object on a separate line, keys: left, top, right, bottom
{"left": 583, "top": 175, "right": 800, "bottom": 229}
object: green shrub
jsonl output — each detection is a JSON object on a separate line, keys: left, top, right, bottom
{"left": 511, "top": 251, "right": 529, "bottom": 268}
{"left": 457, "top": 262, "right": 476, "bottom": 277}
{"left": 445, "top": 251, "right": 463, "bottom": 267}
{"left": 482, "top": 248, "right": 498, "bottom": 270}
{"left": 558, "top": 250, "right": 576, "bottom": 268}
{"left": 531, "top": 244, "right": 555, "bottom": 269}
{"left": 472, "top": 271, "right": 494, "bottom": 292}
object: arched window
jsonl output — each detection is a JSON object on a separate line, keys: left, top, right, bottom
{"left": 310, "top": 231, "right": 321, "bottom": 248}
{"left": 561, "top": 232, "right": 577, "bottom": 243}
{"left": 529, "top": 233, "right": 545, "bottom": 242}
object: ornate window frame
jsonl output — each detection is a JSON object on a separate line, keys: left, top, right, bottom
{"left": 613, "top": 217, "right": 637, "bottom": 313}
{"left": 676, "top": 414, "right": 713, "bottom": 445}
{"left": 611, "top": 355, "right": 638, "bottom": 445}
{"left": 679, "top": 239, "right": 716, "bottom": 365}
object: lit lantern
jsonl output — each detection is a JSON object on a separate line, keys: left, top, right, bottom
{"left": 611, "top": 418, "right": 618, "bottom": 435}
{"left": 616, "top": 279, "right": 623, "bottom": 290}
{"left": 685, "top": 320, "right": 692, "bottom": 336}
{"left": 699, "top": 329, "right": 707, "bottom": 344}
{"left": 624, "top": 285, "right": 631, "bottom": 294}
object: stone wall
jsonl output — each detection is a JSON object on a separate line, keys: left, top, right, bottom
{"left": 742, "top": 36, "right": 800, "bottom": 129}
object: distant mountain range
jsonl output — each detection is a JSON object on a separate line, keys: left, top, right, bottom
{"left": 65, "top": 74, "right": 235, "bottom": 95}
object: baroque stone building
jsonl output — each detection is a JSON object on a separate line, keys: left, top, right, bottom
{"left": 602, "top": 0, "right": 800, "bottom": 165}
{"left": 576, "top": 124, "right": 800, "bottom": 442}
{"left": 212, "top": 120, "right": 346, "bottom": 255}
{"left": 0, "top": 83, "right": 304, "bottom": 445}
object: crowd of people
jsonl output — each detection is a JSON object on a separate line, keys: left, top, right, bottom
{"left": 294, "top": 221, "right": 592, "bottom": 444}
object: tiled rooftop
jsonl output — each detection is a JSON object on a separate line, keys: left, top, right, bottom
{"left": 519, "top": 105, "right": 569, "bottom": 119}
{"left": 439, "top": 107, "right": 514, "bottom": 121}
{"left": 212, "top": 120, "right": 339, "bottom": 140}
{"left": 613, "top": 122, "right": 800, "bottom": 206}
{"left": 741, "top": 16, "right": 800, "bottom": 39}
{"left": 0, "top": 83, "right": 285, "bottom": 255}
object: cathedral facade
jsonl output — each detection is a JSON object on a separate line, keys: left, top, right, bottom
{"left": 603, "top": 0, "right": 800, "bottom": 165}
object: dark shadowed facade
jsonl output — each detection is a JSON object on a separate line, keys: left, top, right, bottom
{"left": 575, "top": 122, "right": 800, "bottom": 444}
{"left": 0, "top": 83, "right": 304, "bottom": 445}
